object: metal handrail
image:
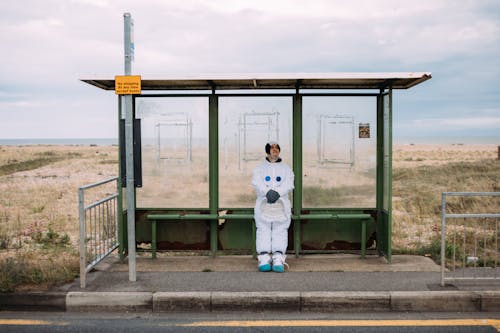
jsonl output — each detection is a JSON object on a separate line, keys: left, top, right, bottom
{"left": 441, "top": 191, "right": 500, "bottom": 286}
{"left": 79, "top": 176, "right": 118, "bottom": 190}
{"left": 78, "top": 177, "right": 120, "bottom": 288}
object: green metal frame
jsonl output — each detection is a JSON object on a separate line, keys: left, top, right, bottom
{"left": 209, "top": 93, "right": 219, "bottom": 256}
{"left": 376, "top": 89, "right": 393, "bottom": 262}
{"left": 119, "top": 90, "right": 393, "bottom": 259}
{"left": 292, "top": 91, "right": 303, "bottom": 257}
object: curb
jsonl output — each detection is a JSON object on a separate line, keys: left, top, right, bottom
{"left": 390, "top": 291, "right": 481, "bottom": 312}
{"left": 0, "top": 292, "right": 66, "bottom": 312}
{"left": 1, "top": 291, "right": 499, "bottom": 312}
{"left": 66, "top": 292, "right": 152, "bottom": 312}
{"left": 302, "top": 291, "right": 390, "bottom": 312}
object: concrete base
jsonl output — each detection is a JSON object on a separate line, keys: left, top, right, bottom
{"left": 211, "top": 292, "right": 301, "bottom": 312}
{"left": 44, "top": 291, "right": 500, "bottom": 313}
{"left": 0, "top": 292, "right": 66, "bottom": 311}
{"left": 153, "top": 292, "right": 211, "bottom": 312}
{"left": 302, "top": 291, "right": 390, "bottom": 312}
{"left": 66, "top": 292, "right": 152, "bottom": 312}
{"left": 480, "top": 291, "right": 500, "bottom": 312}
{"left": 391, "top": 291, "right": 480, "bottom": 312}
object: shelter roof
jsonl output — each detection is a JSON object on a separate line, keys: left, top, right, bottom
{"left": 81, "top": 72, "right": 431, "bottom": 91}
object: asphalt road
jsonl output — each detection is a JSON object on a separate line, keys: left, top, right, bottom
{"left": 1, "top": 312, "right": 499, "bottom": 333}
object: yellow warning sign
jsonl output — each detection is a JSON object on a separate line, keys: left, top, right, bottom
{"left": 115, "top": 75, "right": 141, "bottom": 95}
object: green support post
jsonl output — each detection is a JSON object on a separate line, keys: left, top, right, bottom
{"left": 376, "top": 88, "right": 393, "bottom": 262}
{"left": 151, "top": 220, "right": 157, "bottom": 259}
{"left": 386, "top": 88, "right": 393, "bottom": 262}
{"left": 376, "top": 91, "right": 384, "bottom": 255}
{"left": 208, "top": 94, "right": 219, "bottom": 257}
{"left": 252, "top": 221, "right": 256, "bottom": 259}
{"left": 361, "top": 219, "right": 367, "bottom": 258}
{"left": 292, "top": 91, "right": 303, "bottom": 257}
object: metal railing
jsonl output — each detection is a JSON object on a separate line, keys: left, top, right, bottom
{"left": 78, "top": 177, "right": 120, "bottom": 288}
{"left": 441, "top": 192, "right": 500, "bottom": 286}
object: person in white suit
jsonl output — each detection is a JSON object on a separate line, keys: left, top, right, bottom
{"left": 252, "top": 141, "right": 294, "bottom": 272}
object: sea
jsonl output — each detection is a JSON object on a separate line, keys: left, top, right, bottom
{"left": 0, "top": 136, "right": 498, "bottom": 146}
{"left": 0, "top": 138, "right": 118, "bottom": 146}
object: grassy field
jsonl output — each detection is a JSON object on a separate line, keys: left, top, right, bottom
{"left": 0, "top": 145, "right": 118, "bottom": 292}
{"left": 391, "top": 144, "right": 500, "bottom": 266}
{"left": 0, "top": 143, "right": 498, "bottom": 291}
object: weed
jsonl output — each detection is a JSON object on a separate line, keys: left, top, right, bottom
{"left": 39, "top": 227, "right": 71, "bottom": 247}
{"left": 0, "top": 257, "right": 26, "bottom": 292}
{"left": 59, "top": 233, "right": 71, "bottom": 246}
{"left": 32, "top": 205, "right": 45, "bottom": 214}
{"left": 0, "top": 157, "right": 63, "bottom": 176}
{"left": 25, "top": 222, "right": 45, "bottom": 243}
{"left": 0, "top": 252, "right": 79, "bottom": 292}
{"left": 0, "top": 226, "right": 10, "bottom": 249}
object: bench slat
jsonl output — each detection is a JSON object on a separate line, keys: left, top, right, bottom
{"left": 147, "top": 214, "right": 217, "bottom": 220}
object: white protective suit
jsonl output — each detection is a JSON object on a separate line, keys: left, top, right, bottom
{"left": 252, "top": 158, "right": 294, "bottom": 254}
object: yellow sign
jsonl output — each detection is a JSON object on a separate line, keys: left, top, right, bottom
{"left": 115, "top": 75, "right": 141, "bottom": 95}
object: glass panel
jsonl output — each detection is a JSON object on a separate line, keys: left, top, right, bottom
{"left": 135, "top": 97, "right": 209, "bottom": 208}
{"left": 219, "top": 97, "right": 293, "bottom": 208}
{"left": 302, "top": 97, "right": 377, "bottom": 208}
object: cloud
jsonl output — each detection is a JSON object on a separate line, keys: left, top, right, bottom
{"left": 0, "top": 100, "right": 39, "bottom": 109}
{"left": 395, "top": 111, "right": 500, "bottom": 139}
{"left": 1, "top": 0, "right": 500, "bottom": 139}
{"left": 414, "top": 116, "right": 500, "bottom": 129}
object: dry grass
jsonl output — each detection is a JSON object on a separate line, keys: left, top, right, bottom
{"left": 0, "top": 145, "right": 117, "bottom": 292}
{"left": 0, "top": 143, "right": 498, "bottom": 291}
{"left": 392, "top": 144, "right": 500, "bottom": 260}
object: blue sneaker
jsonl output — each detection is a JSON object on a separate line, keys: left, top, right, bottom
{"left": 257, "top": 253, "right": 272, "bottom": 272}
{"left": 272, "top": 252, "right": 288, "bottom": 273}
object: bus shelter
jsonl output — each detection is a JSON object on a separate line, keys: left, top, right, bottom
{"left": 82, "top": 73, "right": 431, "bottom": 264}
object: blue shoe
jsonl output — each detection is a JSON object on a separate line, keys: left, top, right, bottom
{"left": 272, "top": 252, "right": 288, "bottom": 273}
{"left": 257, "top": 253, "right": 272, "bottom": 272}
{"left": 272, "top": 264, "right": 284, "bottom": 273}
{"left": 258, "top": 263, "right": 272, "bottom": 272}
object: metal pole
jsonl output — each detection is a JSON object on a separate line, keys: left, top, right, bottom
{"left": 292, "top": 91, "right": 302, "bottom": 257}
{"left": 387, "top": 88, "right": 393, "bottom": 262}
{"left": 208, "top": 94, "right": 219, "bottom": 257}
{"left": 78, "top": 188, "right": 86, "bottom": 288}
{"left": 441, "top": 192, "right": 446, "bottom": 287}
{"left": 123, "top": 12, "right": 136, "bottom": 282}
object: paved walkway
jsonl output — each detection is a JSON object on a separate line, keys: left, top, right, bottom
{"left": 1, "top": 254, "right": 499, "bottom": 313}
{"left": 68, "top": 254, "right": 443, "bottom": 293}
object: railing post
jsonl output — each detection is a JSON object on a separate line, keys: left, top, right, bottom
{"left": 440, "top": 192, "right": 447, "bottom": 287}
{"left": 78, "top": 188, "right": 86, "bottom": 289}
{"left": 441, "top": 191, "right": 500, "bottom": 286}
{"left": 78, "top": 177, "right": 120, "bottom": 289}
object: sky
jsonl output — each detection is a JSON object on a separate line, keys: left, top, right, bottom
{"left": 1, "top": 0, "right": 500, "bottom": 142}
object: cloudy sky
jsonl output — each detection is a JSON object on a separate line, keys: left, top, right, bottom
{"left": 1, "top": 0, "right": 499, "bottom": 142}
